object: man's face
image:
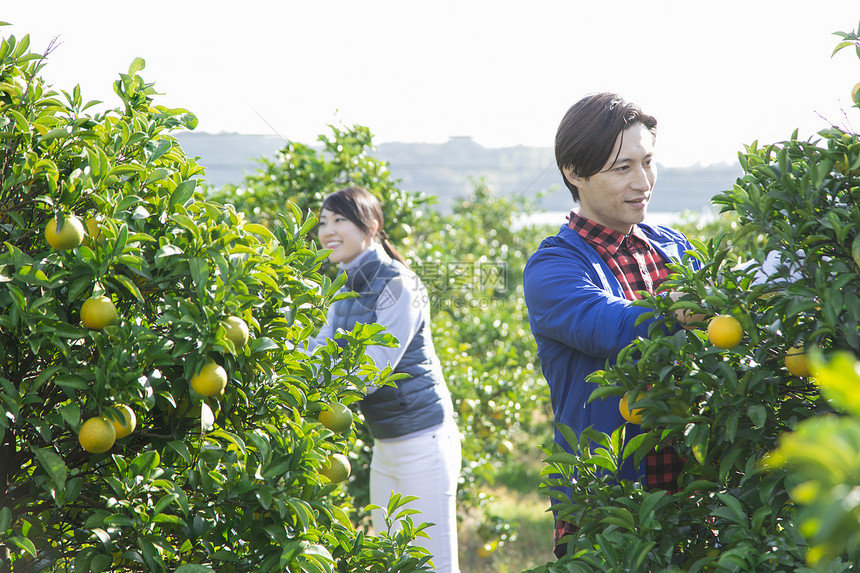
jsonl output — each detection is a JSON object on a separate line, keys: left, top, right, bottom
{"left": 563, "top": 123, "right": 657, "bottom": 234}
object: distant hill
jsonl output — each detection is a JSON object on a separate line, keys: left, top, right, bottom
{"left": 175, "top": 132, "right": 742, "bottom": 214}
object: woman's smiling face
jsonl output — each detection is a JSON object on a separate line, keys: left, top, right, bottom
{"left": 317, "top": 208, "right": 377, "bottom": 264}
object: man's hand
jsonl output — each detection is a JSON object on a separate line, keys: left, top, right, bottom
{"left": 669, "top": 291, "right": 705, "bottom": 329}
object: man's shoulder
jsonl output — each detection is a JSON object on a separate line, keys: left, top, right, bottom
{"left": 527, "top": 225, "right": 590, "bottom": 261}
{"left": 523, "top": 226, "right": 598, "bottom": 286}
{"left": 638, "top": 223, "right": 689, "bottom": 245}
{"left": 638, "top": 223, "right": 700, "bottom": 268}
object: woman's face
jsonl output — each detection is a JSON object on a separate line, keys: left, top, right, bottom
{"left": 317, "top": 208, "right": 376, "bottom": 264}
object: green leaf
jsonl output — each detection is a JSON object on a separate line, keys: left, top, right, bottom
{"left": 32, "top": 447, "right": 67, "bottom": 496}
{"left": 175, "top": 566, "right": 215, "bottom": 573}
{"left": 40, "top": 127, "right": 69, "bottom": 143}
{"left": 810, "top": 350, "right": 860, "bottom": 416}
{"left": 128, "top": 57, "right": 146, "bottom": 76}
{"left": 588, "top": 384, "right": 622, "bottom": 403}
{"left": 621, "top": 432, "right": 645, "bottom": 462}
{"left": 715, "top": 492, "right": 748, "bottom": 525}
{"left": 600, "top": 516, "right": 635, "bottom": 530}
{"left": 169, "top": 180, "right": 196, "bottom": 212}
{"left": 112, "top": 273, "right": 144, "bottom": 302}
{"left": 285, "top": 498, "right": 314, "bottom": 529}
{"left": 639, "top": 489, "right": 668, "bottom": 523}
{"left": 684, "top": 422, "right": 710, "bottom": 465}
{"left": 143, "top": 168, "right": 171, "bottom": 187}
{"left": 0, "top": 506, "right": 12, "bottom": 532}
{"left": 167, "top": 440, "right": 192, "bottom": 464}
{"left": 244, "top": 222, "right": 275, "bottom": 240}
{"left": 189, "top": 257, "right": 209, "bottom": 306}
{"left": 251, "top": 337, "right": 280, "bottom": 354}
{"left": 9, "top": 535, "right": 37, "bottom": 557}
{"left": 55, "top": 374, "right": 89, "bottom": 391}
{"left": 747, "top": 404, "right": 767, "bottom": 428}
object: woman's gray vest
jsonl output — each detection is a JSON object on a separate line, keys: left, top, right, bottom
{"left": 331, "top": 248, "right": 448, "bottom": 439}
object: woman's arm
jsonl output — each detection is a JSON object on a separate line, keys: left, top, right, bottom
{"left": 364, "top": 275, "right": 423, "bottom": 371}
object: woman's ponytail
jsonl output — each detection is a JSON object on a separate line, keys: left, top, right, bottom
{"left": 379, "top": 229, "right": 407, "bottom": 266}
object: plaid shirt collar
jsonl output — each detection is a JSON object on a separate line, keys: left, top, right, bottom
{"left": 567, "top": 210, "right": 654, "bottom": 256}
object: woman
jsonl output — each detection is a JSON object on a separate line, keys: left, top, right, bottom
{"left": 308, "top": 186, "right": 461, "bottom": 573}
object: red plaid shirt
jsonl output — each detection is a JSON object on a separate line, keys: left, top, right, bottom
{"left": 554, "top": 212, "right": 685, "bottom": 554}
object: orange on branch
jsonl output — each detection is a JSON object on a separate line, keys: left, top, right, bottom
{"left": 110, "top": 404, "right": 137, "bottom": 438}
{"left": 784, "top": 345, "right": 810, "bottom": 377}
{"left": 318, "top": 402, "right": 353, "bottom": 434}
{"left": 320, "top": 453, "right": 351, "bottom": 484}
{"left": 78, "top": 416, "right": 117, "bottom": 453}
{"left": 619, "top": 392, "right": 644, "bottom": 425}
{"left": 80, "top": 295, "right": 118, "bottom": 330}
{"left": 45, "top": 214, "right": 85, "bottom": 250}
{"left": 707, "top": 315, "right": 743, "bottom": 349}
{"left": 190, "top": 361, "right": 228, "bottom": 396}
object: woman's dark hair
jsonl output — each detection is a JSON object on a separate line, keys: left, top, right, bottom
{"left": 555, "top": 92, "right": 657, "bottom": 202}
{"left": 320, "top": 186, "right": 407, "bottom": 265}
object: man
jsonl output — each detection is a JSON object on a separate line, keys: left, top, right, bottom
{"left": 522, "top": 93, "right": 701, "bottom": 557}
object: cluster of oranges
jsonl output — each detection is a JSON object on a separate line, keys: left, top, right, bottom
{"left": 45, "top": 213, "right": 253, "bottom": 453}
{"left": 317, "top": 402, "right": 354, "bottom": 484}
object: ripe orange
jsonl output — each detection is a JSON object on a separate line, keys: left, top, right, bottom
{"left": 79, "top": 416, "right": 117, "bottom": 453}
{"left": 85, "top": 215, "right": 103, "bottom": 241}
{"left": 497, "top": 439, "right": 514, "bottom": 455}
{"left": 45, "top": 214, "right": 85, "bottom": 250}
{"left": 619, "top": 392, "right": 644, "bottom": 424}
{"left": 318, "top": 402, "right": 353, "bottom": 434}
{"left": 458, "top": 398, "right": 476, "bottom": 416}
{"left": 320, "top": 453, "right": 351, "bottom": 483}
{"left": 110, "top": 404, "right": 137, "bottom": 438}
{"left": 707, "top": 315, "right": 743, "bottom": 349}
{"left": 390, "top": 223, "right": 412, "bottom": 241}
{"left": 81, "top": 295, "right": 118, "bottom": 330}
{"left": 477, "top": 542, "right": 495, "bottom": 559}
{"left": 784, "top": 345, "right": 809, "bottom": 377}
{"left": 222, "top": 315, "right": 249, "bottom": 349}
{"left": 190, "top": 361, "right": 228, "bottom": 396}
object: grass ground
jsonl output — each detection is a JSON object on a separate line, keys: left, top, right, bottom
{"left": 457, "top": 441, "right": 555, "bottom": 572}
{"left": 458, "top": 488, "right": 554, "bottom": 572}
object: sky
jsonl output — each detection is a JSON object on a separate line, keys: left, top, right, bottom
{"left": 3, "top": 2, "right": 860, "bottom": 167}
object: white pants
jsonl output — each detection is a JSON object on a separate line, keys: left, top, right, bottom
{"left": 370, "top": 417, "right": 462, "bottom": 573}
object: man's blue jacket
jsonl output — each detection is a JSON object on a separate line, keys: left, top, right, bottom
{"left": 523, "top": 222, "right": 700, "bottom": 485}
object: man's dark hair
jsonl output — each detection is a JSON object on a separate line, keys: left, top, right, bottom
{"left": 555, "top": 93, "right": 657, "bottom": 202}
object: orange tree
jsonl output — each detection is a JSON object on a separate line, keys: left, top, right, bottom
{"left": 526, "top": 23, "right": 860, "bottom": 573}
{"left": 759, "top": 24, "right": 860, "bottom": 571}
{"left": 0, "top": 29, "right": 434, "bottom": 572}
